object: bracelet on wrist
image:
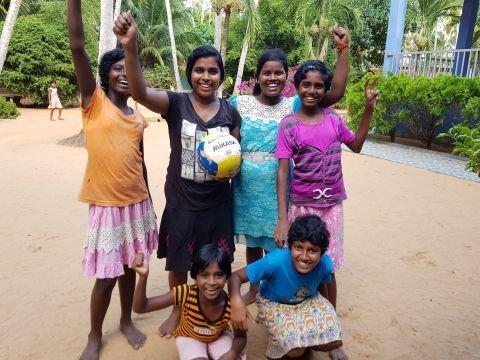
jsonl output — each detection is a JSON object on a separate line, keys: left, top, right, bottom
{"left": 335, "top": 44, "right": 350, "bottom": 54}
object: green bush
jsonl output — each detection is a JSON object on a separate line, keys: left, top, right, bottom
{"left": 404, "top": 75, "right": 473, "bottom": 149}
{"left": 346, "top": 72, "right": 407, "bottom": 139}
{"left": 0, "top": 98, "right": 20, "bottom": 119}
{"left": 439, "top": 123, "right": 480, "bottom": 175}
{"left": 0, "top": 1, "right": 99, "bottom": 106}
{"left": 143, "top": 64, "right": 174, "bottom": 90}
{"left": 346, "top": 74, "right": 479, "bottom": 149}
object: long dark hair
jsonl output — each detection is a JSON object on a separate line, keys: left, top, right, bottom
{"left": 293, "top": 60, "right": 332, "bottom": 91}
{"left": 287, "top": 215, "right": 330, "bottom": 256}
{"left": 252, "top": 49, "right": 289, "bottom": 96}
{"left": 186, "top": 45, "right": 225, "bottom": 88}
{"left": 190, "top": 244, "right": 232, "bottom": 279}
{"left": 99, "top": 48, "right": 125, "bottom": 91}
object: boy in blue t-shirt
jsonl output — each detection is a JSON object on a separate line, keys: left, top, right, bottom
{"left": 228, "top": 215, "right": 347, "bottom": 360}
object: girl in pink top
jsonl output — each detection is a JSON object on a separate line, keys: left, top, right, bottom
{"left": 275, "top": 60, "right": 378, "bottom": 309}
{"left": 68, "top": 1, "right": 158, "bottom": 359}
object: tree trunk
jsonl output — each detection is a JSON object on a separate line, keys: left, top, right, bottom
{"left": 98, "top": 0, "right": 115, "bottom": 67}
{"left": 233, "top": 38, "right": 250, "bottom": 93}
{"left": 214, "top": 9, "right": 223, "bottom": 51}
{"left": 234, "top": 0, "right": 259, "bottom": 93}
{"left": 107, "top": 0, "right": 122, "bottom": 51}
{"left": 114, "top": 0, "right": 122, "bottom": 19}
{"left": 217, "top": 6, "right": 231, "bottom": 97}
{"left": 165, "top": 0, "right": 183, "bottom": 91}
{"left": 220, "top": 5, "right": 231, "bottom": 64}
{"left": 318, "top": 37, "right": 329, "bottom": 61}
{"left": 389, "top": 128, "right": 396, "bottom": 142}
{"left": 0, "top": 0, "right": 22, "bottom": 75}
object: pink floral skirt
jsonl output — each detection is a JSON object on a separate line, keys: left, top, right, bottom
{"left": 288, "top": 203, "right": 344, "bottom": 269}
{"left": 82, "top": 198, "right": 158, "bottom": 279}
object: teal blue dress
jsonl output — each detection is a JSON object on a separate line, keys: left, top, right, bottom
{"left": 231, "top": 95, "right": 300, "bottom": 251}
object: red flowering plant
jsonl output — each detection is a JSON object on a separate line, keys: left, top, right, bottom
{"left": 235, "top": 65, "right": 299, "bottom": 97}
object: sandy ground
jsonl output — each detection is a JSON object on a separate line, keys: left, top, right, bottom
{"left": 1, "top": 107, "right": 479, "bottom": 360}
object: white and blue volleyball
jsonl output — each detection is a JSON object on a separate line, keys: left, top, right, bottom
{"left": 197, "top": 132, "right": 241, "bottom": 179}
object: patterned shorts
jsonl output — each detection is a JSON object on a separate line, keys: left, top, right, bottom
{"left": 256, "top": 294, "right": 343, "bottom": 359}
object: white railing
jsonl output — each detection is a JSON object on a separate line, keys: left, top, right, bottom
{"left": 384, "top": 48, "right": 480, "bottom": 78}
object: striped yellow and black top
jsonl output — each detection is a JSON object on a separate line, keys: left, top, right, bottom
{"left": 172, "top": 284, "right": 231, "bottom": 342}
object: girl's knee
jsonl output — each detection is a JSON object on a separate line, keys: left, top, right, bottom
{"left": 94, "top": 278, "right": 117, "bottom": 293}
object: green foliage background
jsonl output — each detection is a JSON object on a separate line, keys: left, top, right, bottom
{"left": 0, "top": 0, "right": 99, "bottom": 105}
{"left": 0, "top": 97, "right": 19, "bottom": 118}
{"left": 346, "top": 74, "right": 480, "bottom": 149}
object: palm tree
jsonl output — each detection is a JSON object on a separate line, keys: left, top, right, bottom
{"left": 114, "top": 0, "right": 122, "bottom": 19}
{"left": 233, "top": 0, "right": 259, "bottom": 92}
{"left": 165, "top": 0, "right": 182, "bottom": 90}
{"left": 213, "top": 7, "right": 223, "bottom": 51}
{"left": 212, "top": 0, "right": 257, "bottom": 96}
{"left": 405, "top": 0, "right": 463, "bottom": 51}
{"left": 124, "top": 0, "right": 202, "bottom": 86}
{"left": 0, "top": 0, "right": 22, "bottom": 75}
{"left": 0, "top": 0, "right": 27, "bottom": 19}
{"left": 98, "top": 0, "right": 115, "bottom": 66}
{"left": 290, "top": 0, "right": 363, "bottom": 60}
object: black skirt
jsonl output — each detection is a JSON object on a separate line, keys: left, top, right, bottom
{"left": 157, "top": 200, "right": 235, "bottom": 272}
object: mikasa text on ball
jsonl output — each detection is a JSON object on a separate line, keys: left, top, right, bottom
{"left": 197, "top": 132, "right": 241, "bottom": 179}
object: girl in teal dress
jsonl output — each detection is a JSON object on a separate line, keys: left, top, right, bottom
{"left": 231, "top": 28, "right": 350, "bottom": 304}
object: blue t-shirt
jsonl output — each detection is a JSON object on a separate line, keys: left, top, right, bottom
{"left": 246, "top": 248, "right": 334, "bottom": 304}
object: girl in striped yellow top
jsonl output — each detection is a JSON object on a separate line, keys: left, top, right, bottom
{"left": 132, "top": 244, "right": 246, "bottom": 360}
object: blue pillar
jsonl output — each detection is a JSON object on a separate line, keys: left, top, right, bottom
{"left": 382, "top": 0, "right": 408, "bottom": 74}
{"left": 453, "top": 0, "right": 479, "bottom": 76}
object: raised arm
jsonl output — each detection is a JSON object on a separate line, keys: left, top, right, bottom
{"left": 345, "top": 77, "right": 378, "bottom": 153}
{"left": 319, "top": 27, "right": 350, "bottom": 108}
{"left": 131, "top": 253, "right": 175, "bottom": 313}
{"left": 113, "top": 12, "right": 170, "bottom": 114}
{"left": 67, "top": 0, "right": 96, "bottom": 107}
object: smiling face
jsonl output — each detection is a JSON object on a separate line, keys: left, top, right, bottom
{"left": 195, "top": 262, "right": 227, "bottom": 301}
{"left": 257, "top": 60, "right": 287, "bottom": 98}
{"left": 108, "top": 58, "right": 129, "bottom": 95}
{"left": 290, "top": 240, "right": 322, "bottom": 274}
{"left": 190, "top": 56, "right": 221, "bottom": 99}
{"left": 298, "top": 71, "right": 326, "bottom": 109}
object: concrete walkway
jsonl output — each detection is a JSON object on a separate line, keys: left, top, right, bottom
{"left": 353, "top": 137, "right": 479, "bottom": 183}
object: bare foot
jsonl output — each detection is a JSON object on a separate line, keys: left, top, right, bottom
{"left": 120, "top": 320, "right": 146, "bottom": 350}
{"left": 241, "top": 287, "right": 258, "bottom": 305}
{"left": 329, "top": 347, "right": 348, "bottom": 360}
{"left": 158, "top": 307, "right": 180, "bottom": 338}
{"left": 58, "top": 117, "right": 64, "bottom": 120}
{"left": 80, "top": 334, "right": 101, "bottom": 360}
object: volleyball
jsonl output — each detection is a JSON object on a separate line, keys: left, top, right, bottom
{"left": 197, "top": 132, "right": 241, "bottom": 179}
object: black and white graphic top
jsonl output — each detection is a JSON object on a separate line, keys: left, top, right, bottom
{"left": 163, "top": 92, "right": 241, "bottom": 210}
{"left": 180, "top": 120, "right": 230, "bottom": 182}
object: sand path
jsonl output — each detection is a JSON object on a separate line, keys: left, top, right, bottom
{"left": 0, "top": 108, "right": 479, "bottom": 359}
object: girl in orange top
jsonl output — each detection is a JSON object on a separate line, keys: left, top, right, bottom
{"left": 68, "top": 1, "right": 158, "bottom": 359}
{"left": 132, "top": 244, "right": 247, "bottom": 360}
